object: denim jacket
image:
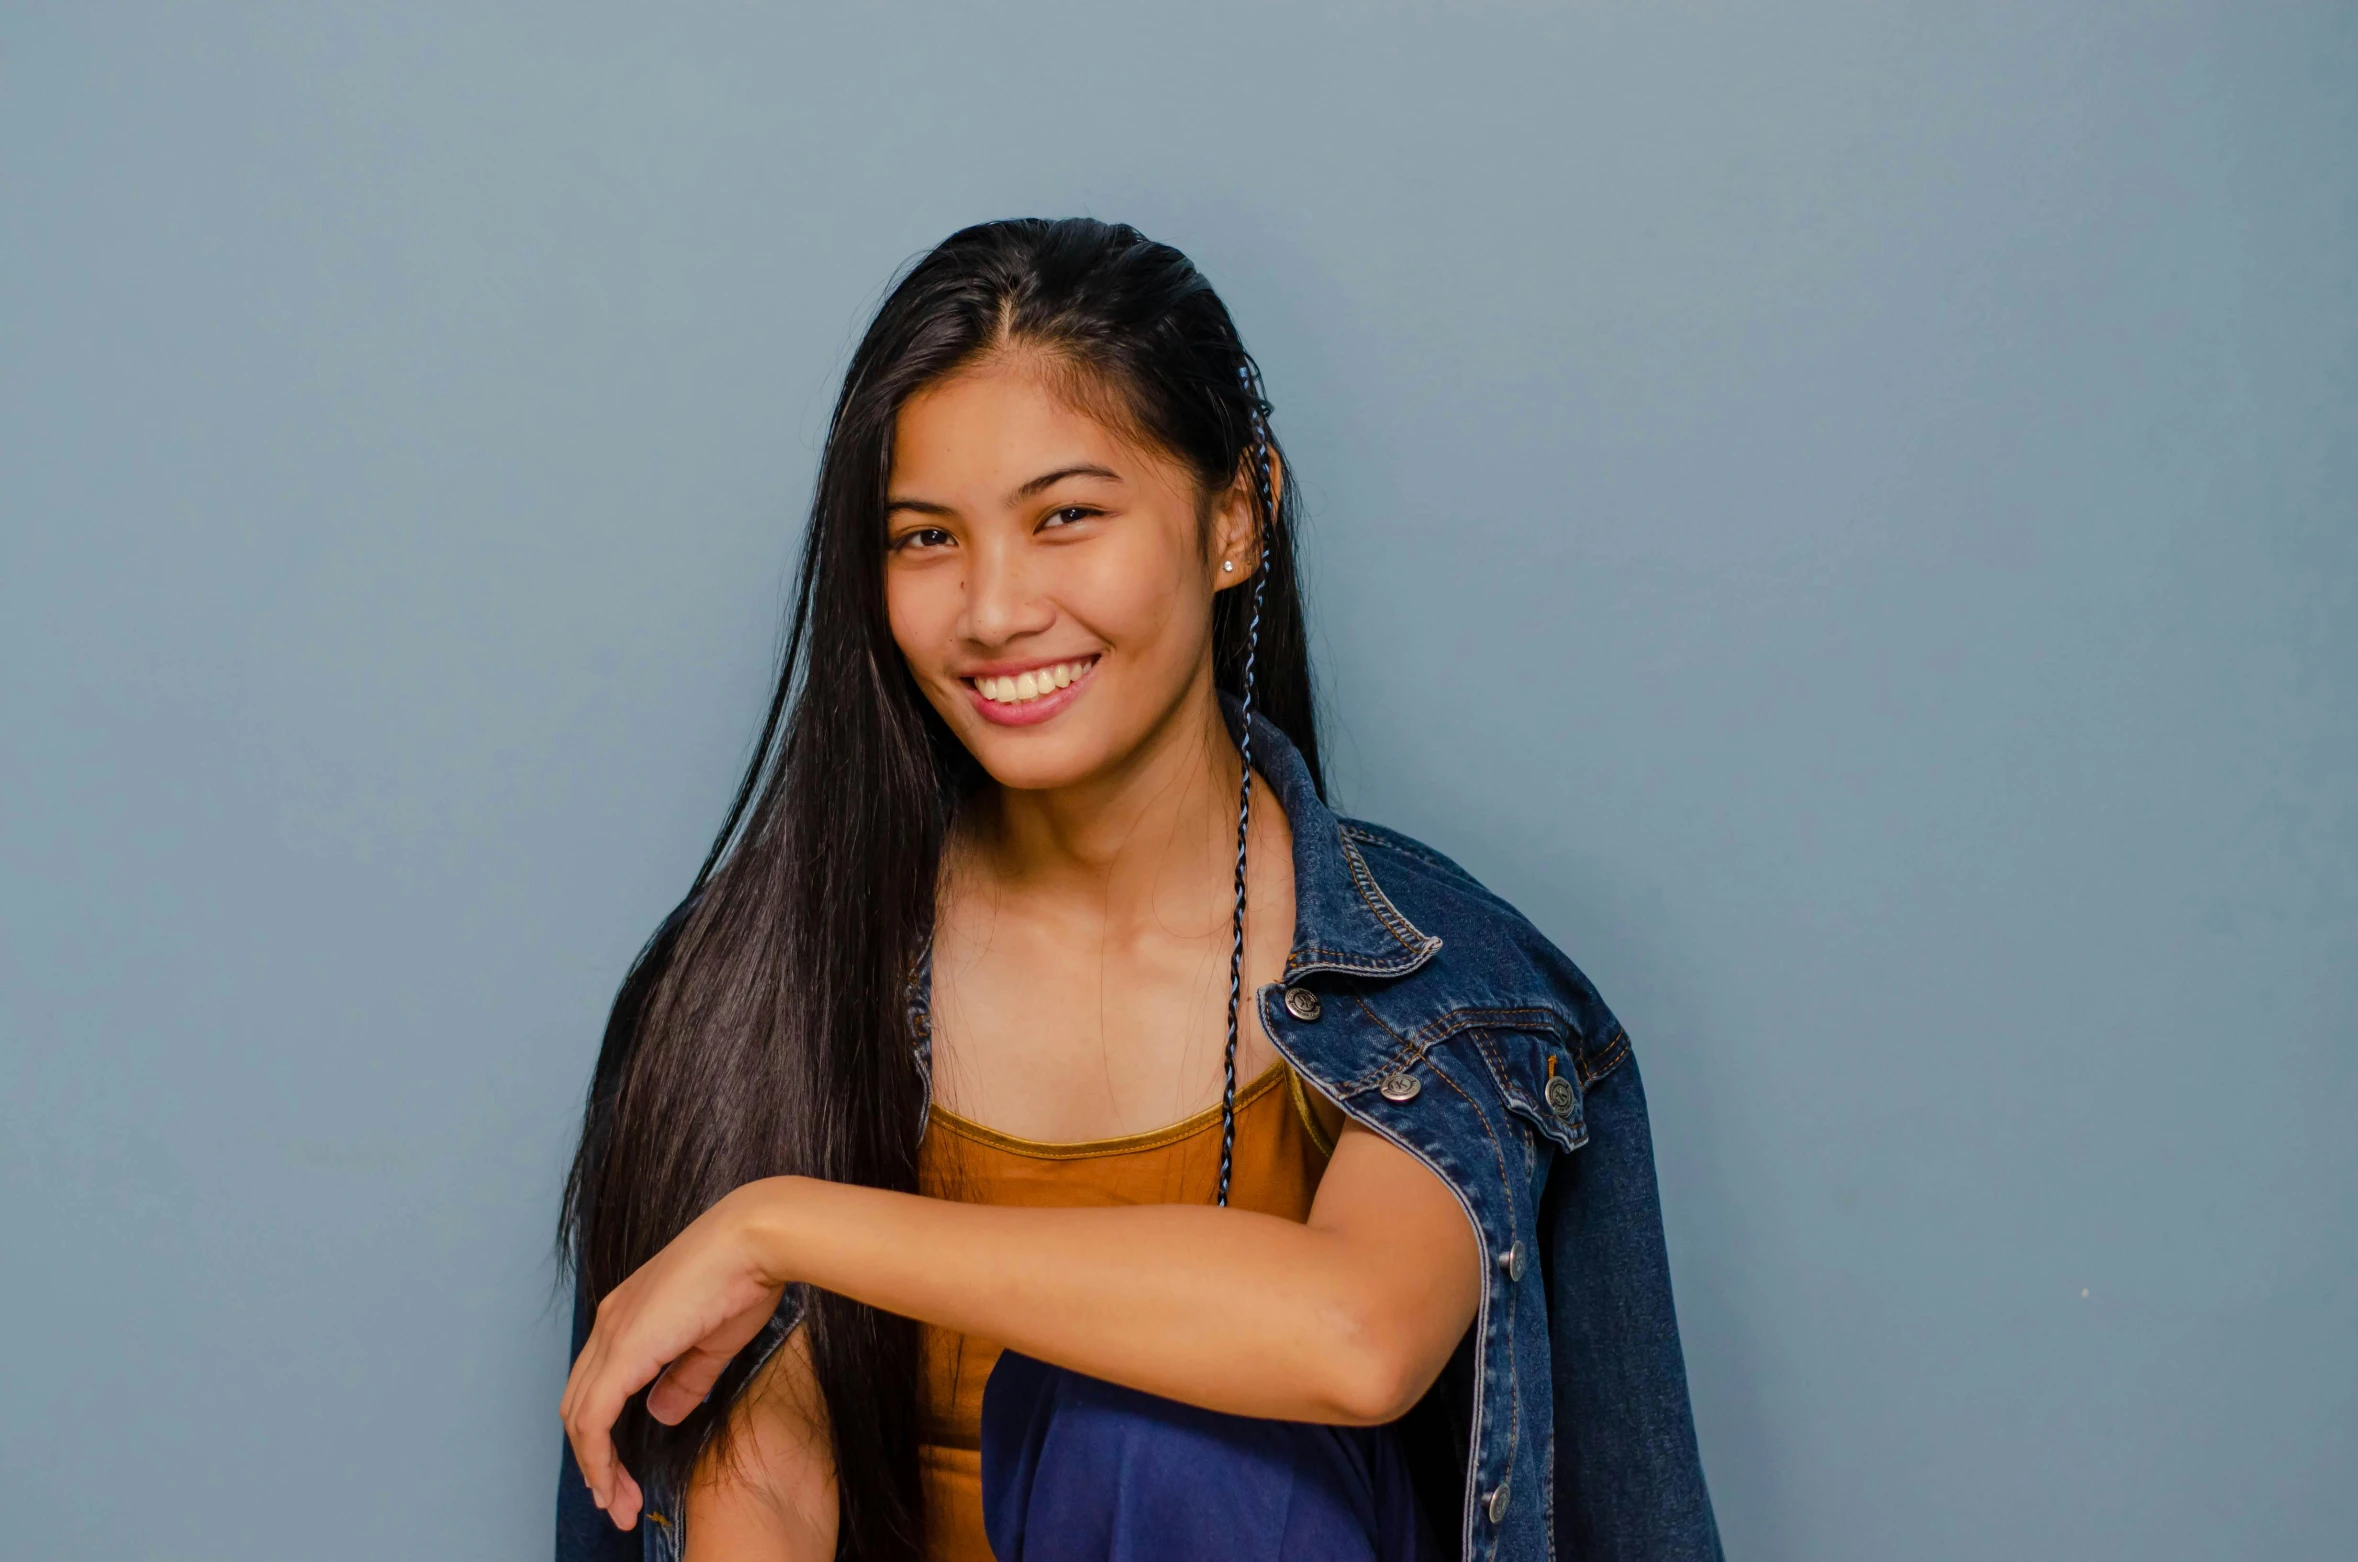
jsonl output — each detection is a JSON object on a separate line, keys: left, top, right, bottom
{"left": 559, "top": 706, "right": 1723, "bottom": 1562}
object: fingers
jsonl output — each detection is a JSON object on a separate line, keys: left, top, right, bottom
{"left": 646, "top": 1341, "right": 736, "bottom": 1426}
{"left": 604, "top": 1468, "right": 645, "bottom": 1531}
{"left": 563, "top": 1373, "right": 628, "bottom": 1518}
{"left": 562, "top": 1319, "right": 656, "bottom": 1525}
{"left": 558, "top": 1186, "right": 793, "bottom": 1523}
{"left": 561, "top": 1291, "right": 734, "bottom": 1523}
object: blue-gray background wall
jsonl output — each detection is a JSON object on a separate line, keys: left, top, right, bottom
{"left": 4, "top": 4, "right": 2351, "bottom": 1557}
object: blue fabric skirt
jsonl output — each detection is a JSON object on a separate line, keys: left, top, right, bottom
{"left": 979, "top": 1351, "right": 1444, "bottom": 1562}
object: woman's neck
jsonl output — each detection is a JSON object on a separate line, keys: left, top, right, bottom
{"left": 929, "top": 663, "right": 1298, "bottom": 1136}
{"left": 950, "top": 673, "right": 1252, "bottom": 932}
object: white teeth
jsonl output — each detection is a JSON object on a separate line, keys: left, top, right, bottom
{"left": 975, "top": 658, "right": 1093, "bottom": 705}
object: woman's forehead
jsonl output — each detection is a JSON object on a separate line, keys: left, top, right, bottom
{"left": 891, "top": 357, "right": 1188, "bottom": 499}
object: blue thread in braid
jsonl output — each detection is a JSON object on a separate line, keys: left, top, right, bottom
{"left": 1217, "top": 367, "right": 1275, "bottom": 1209}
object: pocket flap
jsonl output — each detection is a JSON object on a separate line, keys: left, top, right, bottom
{"left": 1472, "top": 1023, "right": 1587, "bottom": 1153}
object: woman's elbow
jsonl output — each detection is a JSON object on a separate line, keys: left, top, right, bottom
{"left": 1313, "top": 1302, "right": 1449, "bottom": 1426}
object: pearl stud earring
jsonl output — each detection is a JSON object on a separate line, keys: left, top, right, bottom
{"left": 1223, "top": 560, "right": 1236, "bottom": 573}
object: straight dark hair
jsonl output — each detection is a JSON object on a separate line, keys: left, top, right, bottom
{"left": 561, "top": 218, "right": 1321, "bottom": 1559}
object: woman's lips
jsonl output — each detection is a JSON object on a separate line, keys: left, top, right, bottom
{"left": 963, "top": 655, "right": 1099, "bottom": 727}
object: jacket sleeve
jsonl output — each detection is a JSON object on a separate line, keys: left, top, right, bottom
{"left": 1544, "top": 1046, "right": 1725, "bottom": 1561}
{"left": 556, "top": 1274, "right": 644, "bottom": 1562}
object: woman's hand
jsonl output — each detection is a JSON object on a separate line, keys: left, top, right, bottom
{"left": 561, "top": 1178, "right": 796, "bottom": 1530}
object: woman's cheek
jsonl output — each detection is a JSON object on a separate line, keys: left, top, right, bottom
{"left": 1071, "top": 530, "right": 1194, "bottom": 651}
{"left": 884, "top": 569, "right": 959, "bottom": 679}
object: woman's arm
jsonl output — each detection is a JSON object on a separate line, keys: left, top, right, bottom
{"left": 679, "top": 1323, "right": 837, "bottom": 1562}
{"left": 563, "top": 1121, "right": 1480, "bottom": 1530}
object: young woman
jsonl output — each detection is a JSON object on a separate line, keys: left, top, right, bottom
{"left": 558, "top": 219, "right": 1721, "bottom": 1562}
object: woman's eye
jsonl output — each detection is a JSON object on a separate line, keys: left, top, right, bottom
{"left": 1043, "top": 506, "right": 1098, "bottom": 529}
{"left": 893, "top": 527, "right": 954, "bottom": 552}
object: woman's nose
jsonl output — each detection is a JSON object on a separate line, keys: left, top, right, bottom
{"left": 961, "top": 536, "right": 1054, "bottom": 645}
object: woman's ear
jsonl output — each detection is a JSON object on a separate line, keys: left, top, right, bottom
{"left": 1212, "top": 448, "right": 1282, "bottom": 589}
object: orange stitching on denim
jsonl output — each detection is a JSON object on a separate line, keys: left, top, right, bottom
{"left": 1299, "top": 941, "right": 1410, "bottom": 963}
{"left": 1289, "top": 940, "right": 1428, "bottom": 980}
{"left": 1342, "top": 993, "right": 1430, "bottom": 1090}
{"left": 1340, "top": 831, "right": 1438, "bottom": 956}
{"left": 1453, "top": 1024, "right": 1590, "bottom": 1159}
{"left": 1579, "top": 1026, "right": 1631, "bottom": 1088}
{"left": 1338, "top": 819, "right": 1456, "bottom": 872}
{"left": 1426, "top": 1046, "right": 1525, "bottom": 1539}
{"left": 1337, "top": 821, "right": 1487, "bottom": 898}
{"left": 1408, "top": 1005, "right": 1566, "bottom": 1051}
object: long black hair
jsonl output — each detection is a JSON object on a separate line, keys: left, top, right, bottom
{"left": 561, "top": 218, "right": 1322, "bottom": 1559}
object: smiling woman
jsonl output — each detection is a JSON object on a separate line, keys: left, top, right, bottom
{"left": 884, "top": 359, "right": 1265, "bottom": 786}
{"left": 556, "top": 219, "right": 1721, "bottom": 1562}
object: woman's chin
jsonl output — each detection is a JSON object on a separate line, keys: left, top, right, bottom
{"left": 965, "top": 731, "right": 1118, "bottom": 794}
{"left": 931, "top": 663, "right": 1214, "bottom": 797}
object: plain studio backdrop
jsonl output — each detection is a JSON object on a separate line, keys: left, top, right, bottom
{"left": 3, "top": 4, "right": 2352, "bottom": 1558}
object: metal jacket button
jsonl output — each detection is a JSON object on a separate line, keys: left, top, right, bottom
{"left": 1544, "top": 1074, "right": 1577, "bottom": 1119}
{"left": 1484, "top": 1482, "right": 1511, "bottom": 1522}
{"left": 1283, "top": 986, "right": 1323, "bottom": 1022}
{"left": 1497, "top": 1240, "right": 1526, "bottom": 1282}
{"left": 1378, "top": 1072, "right": 1420, "bottom": 1103}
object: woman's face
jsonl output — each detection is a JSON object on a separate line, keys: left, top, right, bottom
{"left": 884, "top": 355, "right": 1255, "bottom": 794}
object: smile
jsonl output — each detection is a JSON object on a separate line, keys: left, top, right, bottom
{"left": 963, "top": 656, "right": 1099, "bottom": 726}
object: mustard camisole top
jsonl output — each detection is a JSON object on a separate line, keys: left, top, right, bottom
{"left": 915, "top": 1060, "right": 1337, "bottom": 1562}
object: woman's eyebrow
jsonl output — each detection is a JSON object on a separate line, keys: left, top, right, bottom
{"left": 1007, "top": 463, "right": 1123, "bottom": 502}
{"left": 887, "top": 464, "right": 1125, "bottom": 516}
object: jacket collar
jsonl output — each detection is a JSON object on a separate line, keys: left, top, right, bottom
{"left": 1220, "top": 696, "right": 1443, "bottom": 984}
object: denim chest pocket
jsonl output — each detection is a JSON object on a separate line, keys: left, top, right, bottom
{"left": 1468, "top": 1021, "right": 1588, "bottom": 1154}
